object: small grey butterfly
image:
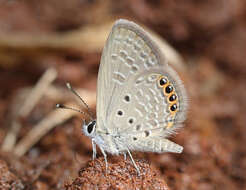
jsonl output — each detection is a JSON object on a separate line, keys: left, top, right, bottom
{"left": 58, "top": 19, "right": 188, "bottom": 175}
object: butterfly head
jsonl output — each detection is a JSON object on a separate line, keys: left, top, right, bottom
{"left": 82, "top": 120, "right": 96, "bottom": 137}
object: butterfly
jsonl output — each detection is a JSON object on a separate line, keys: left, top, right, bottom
{"left": 58, "top": 19, "right": 188, "bottom": 176}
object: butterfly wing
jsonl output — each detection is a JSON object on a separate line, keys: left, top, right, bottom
{"left": 96, "top": 19, "right": 188, "bottom": 153}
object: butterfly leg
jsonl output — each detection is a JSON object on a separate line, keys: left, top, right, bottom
{"left": 92, "top": 139, "right": 97, "bottom": 160}
{"left": 99, "top": 146, "right": 108, "bottom": 173}
{"left": 127, "top": 148, "right": 140, "bottom": 176}
{"left": 123, "top": 152, "right": 127, "bottom": 160}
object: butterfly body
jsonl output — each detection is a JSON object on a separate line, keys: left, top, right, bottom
{"left": 81, "top": 19, "right": 188, "bottom": 175}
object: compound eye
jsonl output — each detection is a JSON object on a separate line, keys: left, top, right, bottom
{"left": 87, "top": 121, "right": 96, "bottom": 134}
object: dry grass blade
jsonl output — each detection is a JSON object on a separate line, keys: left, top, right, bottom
{"left": 13, "top": 88, "right": 96, "bottom": 157}
{"left": 0, "top": 21, "right": 113, "bottom": 66}
{"left": 13, "top": 106, "right": 77, "bottom": 157}
{"left": 1, "top": 68, "right": 57, "bottom": 152}
{"left": 20, "top": 68, "right": 57, "bottom": 117}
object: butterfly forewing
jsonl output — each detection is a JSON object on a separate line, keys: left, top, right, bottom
{"left": 96, "top": 19, "right": 187, "bottom": 152}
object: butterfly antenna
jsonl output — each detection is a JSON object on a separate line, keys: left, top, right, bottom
{"left": 56, "top": 104, "right": 92, "bottom": 118}
{"left": 66, "top": 83, "right": 94, "bottom": 119}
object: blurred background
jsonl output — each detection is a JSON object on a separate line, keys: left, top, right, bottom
{"left": 0, "top": 0, "right": 245, "bottom": 189}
